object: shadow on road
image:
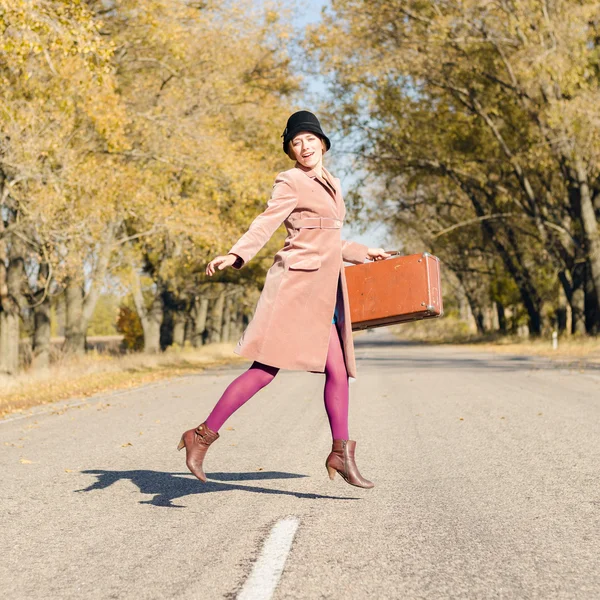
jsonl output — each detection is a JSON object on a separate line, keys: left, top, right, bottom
{"left": 76, "top": 469, "right": 359, "bottom": 508}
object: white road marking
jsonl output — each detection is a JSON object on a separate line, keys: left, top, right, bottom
{"left": 237, "top": 517, "right": 300, "bottom": 600}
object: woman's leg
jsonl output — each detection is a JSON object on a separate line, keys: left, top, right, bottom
{"left": 204, "top": 361, "right": 279, "bottom": 432}
{"left": 323, "top": 323, "right": 373, "bottom": 488}
{"left": 323, "top": 323, "right": 350, "bottom": 440}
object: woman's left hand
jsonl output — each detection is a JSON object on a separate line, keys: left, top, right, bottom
{"left": 367, "top": 248, "right": 391, "bottom": 261}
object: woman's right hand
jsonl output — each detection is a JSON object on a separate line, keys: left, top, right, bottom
{"left": 205, "top": 253, "right": 238, "bottom": 276}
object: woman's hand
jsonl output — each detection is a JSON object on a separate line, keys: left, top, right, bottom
{"left": 367, "top": 248, "right": 391, "bottom": 261}
{"left": 205, "top": 253, "right": 239, "bottom": 276}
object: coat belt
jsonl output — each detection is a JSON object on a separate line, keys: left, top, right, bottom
{"left": 291, "top": 217, "right": 343, "bottom": 230}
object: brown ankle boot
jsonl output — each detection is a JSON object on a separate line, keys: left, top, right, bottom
{"left": 326, "top": 439, "right": 374, "bottom": 489}
{"left": 177, "top": 422, "right": 219, "bottom": 482}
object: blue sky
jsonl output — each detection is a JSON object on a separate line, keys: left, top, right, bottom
{"left": 291, "top": 0, "right": 329, "bottom": 28}
{"left": 285, "top": 0, "right": 391, "bottom": 250}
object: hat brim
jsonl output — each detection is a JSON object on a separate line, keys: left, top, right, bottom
{"left": 283, "top": 123, "right": 331, "bottom": 153}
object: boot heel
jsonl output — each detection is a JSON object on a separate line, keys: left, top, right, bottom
{"left": 326, "top": 440, "right": 374, "bottom": 489}
{"left": 178, "top": 423, "right": 220, "bottom": 482}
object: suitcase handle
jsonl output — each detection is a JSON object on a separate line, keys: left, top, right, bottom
{"left": 367, "top": 250, "right": 401, "bottom": 261}
{"left": 369, "top": 251, "right": 436, "bottom": 260}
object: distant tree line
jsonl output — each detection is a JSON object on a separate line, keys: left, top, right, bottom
{"left": 5, "top": 0, "right": 597, "bottom": 378}
{"left": 309, "top": 0, "right": 600, "bottom": 336}
{"left": 0, "top": 0, "right": 296, "bottom": 374}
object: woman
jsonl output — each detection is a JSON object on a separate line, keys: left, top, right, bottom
{"left": 178, "top": 111, "right": 390, "bottom": 488}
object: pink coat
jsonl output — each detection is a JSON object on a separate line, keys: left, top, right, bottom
{"left": 228, "top": 163, "right": 369, "bottom": 378}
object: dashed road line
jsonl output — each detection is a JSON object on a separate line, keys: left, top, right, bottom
{"left": 237, "top": 517, "right": 300, "bottom": 600}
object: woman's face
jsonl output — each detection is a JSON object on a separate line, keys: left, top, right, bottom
{"left": 290, "top": 131, "right": 324, "bottom": 169}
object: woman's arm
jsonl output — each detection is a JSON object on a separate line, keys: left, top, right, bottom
{"left": 341, "top": 239, "right": 370, "bottom": 264}
{"left": 227, "top": 172, "right": 298, "bottom": 269}
{"left": 341, "top": 241, "right": 391, "bottom": 264}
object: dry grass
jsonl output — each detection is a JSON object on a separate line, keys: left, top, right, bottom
{"left": 0, "top": 344, "right": 246, "bottom": 418}
{"left": 392, "top": 317, "right": 600, "bottom": 363}
{"left": 457, "top": 336, "right": 600, "bottom": 362}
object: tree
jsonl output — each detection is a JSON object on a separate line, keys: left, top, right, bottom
{"left": 308, "top": 0, "right": 600, "bottom": 334}
{"left": 0, "top": 0, "right": 301, "bottom": 373}
{"left": 93, "top": 0, "right": 297, "bottom": 351}
{"left": 0, "top": 0, "right": 124, "bottom": 370}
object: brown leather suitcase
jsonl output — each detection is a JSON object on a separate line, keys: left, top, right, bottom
{"left": 345, "top": 252, "right": 443, "bottom": 331}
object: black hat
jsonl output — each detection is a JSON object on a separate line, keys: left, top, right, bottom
{"left": 282, "top": 110, "right": 331, "bottom": 154}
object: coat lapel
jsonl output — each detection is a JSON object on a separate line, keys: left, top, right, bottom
{"left": 323, "top": 166, "right": 345, "bottom": 220}
{"left": 322, "top": 167, "right": 341, "bottom": 200}
{"left": 295, "top": 163, "right": 341, "bottom": 216}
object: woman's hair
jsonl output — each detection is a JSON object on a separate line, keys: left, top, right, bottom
{"left": 286, "top": 136, "right": 328, "bottom": 160}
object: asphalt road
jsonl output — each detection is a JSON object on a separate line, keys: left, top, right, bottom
{"left": 1, "top": 330, "right": 599, "bottom": 599}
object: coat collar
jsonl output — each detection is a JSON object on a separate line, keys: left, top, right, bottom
{"left": 294, "top": 163, "right": 340, "bottom": 201}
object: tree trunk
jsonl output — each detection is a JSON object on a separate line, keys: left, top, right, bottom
{"left": 143, "top": 297, "right": 163, "bottom": 353}
{"left": 571, "top": 287, "right": 586, "bottom": 334}
{"left": 556, "top": 284, "right": 567, "bottom": 335}
{"left": 585, "top": 262, "right": 600, "bottom": 335}
{"left": 574, "top": 161, "right": 600, "bottom": 311}
{"left": 0, "top": 310, "right": 19, "bottom": 375}
{"left": 473, "top": 309, "right": 485, "bottom": 335}
{"left": 32, "top": 294, "right": 52, "bottom": 370}
{"left": 571, "top": 266, "right": 586, "bottom": 335}
{"left": 208, "top": 285, "right": 226, "bottom": 344}
{"left": 233, "top": 294, "right": 244, "bottom": 340}
{"left": 458, "top": 291, "right": 470, "bottom": 321}
{"left": 502, "top": 227, "right": 543, "bottom": 335}
{"left": 510, "top": 305, "right": 519, "bottom": 333}
{"left": 558, "top": 268, "right": 585, "bottom": 335}
{"left": 131, "top": 267, "right": 163, "bottom": 353}
{"left": 229, "top": 307, "right": 242, "bottom": 341}
{"left": 455, "top": 181, "right": 544, "bottom": 334}
{"left": 172, "top": 309, "right": 186, "bottom": 347}
{"left": 64, "top": 280, "right": 86, "bottom": 354}
{"left": 63, "top": 221, "right": 119, "bottom": 355}
{"left": 496, "top": 302, "right": 507, "bottom": 334}
{"left": 159, "top": 300, "right": 173, "bottom": 350}
{"left": 191, "top": 296, "right": 209, "bottom": 347}
{"left": 183, "top": 316, "right": 193, "bottom": 346}
{"left": 29, "top": 261, "right": 52, "bottom": 370}
{"left": 0, "top": 234, "right": 25, "bottom": 374}
{"left": 464, "top": 292, "right": 485, "bottom": 335}
{"left": 221, "top": 294, "right": 233, "bottom": 342}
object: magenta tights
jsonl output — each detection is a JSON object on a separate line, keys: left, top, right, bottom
{"left": 204, "top": 324, "right": 350, "bottom": 440}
